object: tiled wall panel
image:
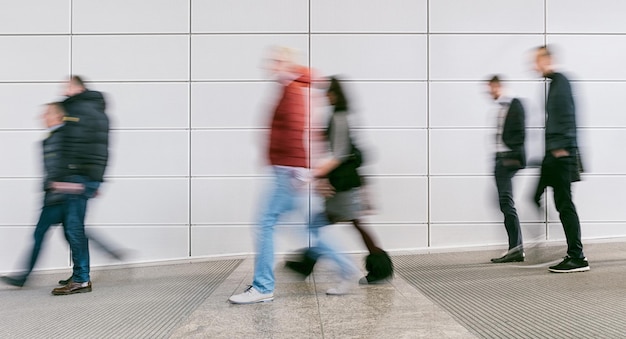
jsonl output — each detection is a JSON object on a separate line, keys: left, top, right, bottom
{"left": 2, "top": 1, "right": 626, "bottom": 273}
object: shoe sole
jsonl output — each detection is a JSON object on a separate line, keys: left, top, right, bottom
{"left": 52, "top": 287, "right": 92, "bottom": 296}
{"left": 491, "top": 259, "right": 525, "bottom": 263}
{"left": 548, "top": 266, "right": 590, "bottom": 273}
{"left": 228, "top": 297, "right": 274, "bottom": 304}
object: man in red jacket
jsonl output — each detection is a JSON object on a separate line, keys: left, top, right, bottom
{"left": 229, "top": 47, "right": 357, "bottom": 304}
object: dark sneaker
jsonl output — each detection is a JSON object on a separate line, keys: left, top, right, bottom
{"left": 1, "top": 275, "right": 26, "bottom": 287}
{"left": 549, "top": 256, "right": 590, "bottom": 273}
{"left": 491, "top": 250, "right": 525, "bottom": 263}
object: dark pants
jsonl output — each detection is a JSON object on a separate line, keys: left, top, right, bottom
{"left": 540, "top": 153, "right": 584, "bottom": 259}
{"left": 19, "top": 194, "right": 65, "bottom": 281}
{"left": 495, "top": 158, "right": 523, "bottom": 250}
{"left": 64, "top": 176, "right": 100, "bottom": 283}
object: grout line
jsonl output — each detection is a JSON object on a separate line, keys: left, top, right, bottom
{"left": 425, "top": 0, "right": 429, "bottom": 247}
{"left": 188, "top": 0, "right": 193, "bottom": 258}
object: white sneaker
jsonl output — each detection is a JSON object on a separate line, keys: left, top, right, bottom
{"left": 229, "top": 285, "right": 274, "bottom": 304}
{"left": 326, "top": 280, "right": 353, "bottom": 295}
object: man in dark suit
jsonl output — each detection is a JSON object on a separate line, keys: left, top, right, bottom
{"left": 533, "top": 46, "right": 588, "bottom": 273}
{"left": 487, "top": 75, "right": 527, "bottom": 263}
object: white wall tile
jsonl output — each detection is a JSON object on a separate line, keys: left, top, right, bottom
{"left": 0, "top": 0, "right": 70, "bottom": 34}
{"left": 581, "top": 129, "right": 626, "bottom": 175}
{"left": 192, "top": 0, "right": 308, "bottom": 33}
{"left": 0, "top": 180, "right": 41, "bottom": 226}
{"left": 364, "top": 177, "right": 428, "bottom": 224}
{"left": 431, "top": 224, "right": 502, "bottom": 248}
{"left": 580, "top": 223, "right": 626, "bottom": 240}
{"left": 431, "top": 223, "right": 546, "bottom": 249}
{"left": 358, "top": 129, "right": 427, "bottom": 176}
{"left": 575, "top": 82, "right": 626, "bottom": 128}
{"left": 430, "top": 176, "right": 544, "bottom": 223}
{"left": 0, "top": 131, "right": 44, "bottom": 178}
{"left": 0, "top": 36, "right": 69, "bottom": 82}
{"left": 191, "top": 177, "right": 268, "bottom": 224}
{"left": 546, "top": 35, "right": 626, "bottom": 81}
{"left": 430, "top": 129, "right": 494, "bottom": 175}
{"left": 86, "top": 178, "right": 189, "bottom": 225}
{"left": 192, "top": 35, "right": 308, "bottom": 81}
{"left": 191, "top": 82, "right": 275, "bottom": 129}
{"left": 191, "top": 224, "right": 311, "bottom": 256}
{"left": 107, "top": 131, "right": 189, "bottom": 177}
{"left": 343, "top": 82, "right": 427, "bottom": 128}
{"left": 547, "top": 0, "right": 626, "bottom": 33}
{"left": 90, "top": 83, "right": 189, "bottom": 129}
{"left": 0, "top": 84, "right": 64, "bottom": 130}
{"left": 191, "top": 130, "right": 265, "bottom": 176}
{"left": 363, "top": 224, "right": 429, "bottom": 251}
{"left": 72, "top": 36, "right": 189, "bottom": 81}
{"left": 429, "top": 82, "right": 545, "bottom": 128}
{"left": 88, "top": 226, "right": 189, "bottom": 265}
{"left": 0, "top": 227, "right": 69, "bottom": 273}
{"left": 311, "top": 0, "right": 427, "bottom": 33}
{"left": 73, "top": 0, "right": 189, "bottom": 33}
{"left": 430, "top": 35, "right": 544, "bottom": 81}
{"left": 311, "top": 35, "right": 427, "bottom": 81}
{"left": 191, "top": 225, "right": 254, "bottom": 256}
{"left": 430, "top": 0, "right": 543, "bottom": 33}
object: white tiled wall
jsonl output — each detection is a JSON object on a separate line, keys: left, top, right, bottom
{"left": 2, "top": 0, "right": 626, "bottom": 273}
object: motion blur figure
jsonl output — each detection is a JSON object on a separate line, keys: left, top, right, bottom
{"left": 1, "top": 103, "right": 69, "bottom": 288}
{"left": 228, "top": 48, "right": 358, "bottom": 305}
{"left": 486, "top": 75, "right": 527, "bottom": 264}
{"left": 51, "top": 75, "right": 111, "bottom": 295}
{"left": 286, "top": 77, "right": 394, "bottom": 284}
{"left": 533, "top": 46, "right": 589, "bottom": 273}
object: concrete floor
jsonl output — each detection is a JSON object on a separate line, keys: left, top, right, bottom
{"left": 1, "top": 240, "right": 625, "bottom": 338}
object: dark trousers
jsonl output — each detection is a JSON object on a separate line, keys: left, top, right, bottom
{"left": 20, "top": 195, "right": 65, "bottom": 280}
{"left": 540, "top": 153, "right": 584, "bottom": 259}
{"left": 495, "top": 158, "right": 523, "bottom": 250}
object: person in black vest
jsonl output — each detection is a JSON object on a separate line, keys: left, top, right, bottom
{"left": 51, "top": 75, "right": 111, "bottom": 295}
{"left": 533, "top": 46, "right": 589, "bottom": 273}
{"left": 1, "top": 103, "right": 70, "bottom": 287}
{"left": 487, "top": 75, "right": 527, "bottom": 263}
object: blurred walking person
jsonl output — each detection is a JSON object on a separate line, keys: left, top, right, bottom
{"left": 532, "top": 46, "right": 588, "bottom": 273}
{"left": 229, "top": 48, "right": 358, "bottom": 304}
{"left": 1, "top": 103, "right": 70, "bottom": 287}
{"left": 486, "top": 75, "right": 527, "bottom": 263}
{"left": 51, "top": 75, "right": 110, "bottom": 295}
{"left": 286, "top": 77, "right": 393, "bottom": 284}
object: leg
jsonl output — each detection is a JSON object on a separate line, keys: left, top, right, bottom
{"left": 251, "top": 167, "right": 297, "bottom": 294}
{"left": 23, "top": 203, "right": 65, "bottom": 278}
{"left": 350, "top": 219, "right": 380, "bottom": 254}
{"left": 308, "top": 212, "right": 359, "bottom": 281}
{"left": 63, "top": 194, "right": 90, "bottom": 283}
{"left": 551, "top": 156, "right": 584, "bottom": 259}
{"left": 495, "top": 160, "right": 523, "bottom": 251}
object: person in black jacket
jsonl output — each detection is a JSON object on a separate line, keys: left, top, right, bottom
{"left": 51, "top": 76, "right": 110, "bottom": 295}
{"left": 533, "top": 46, "right": 589, "bottom": 273}
{"left": 1, "top": 103, "right": 70, "bottom": 287}
{"left": 486, "top": 75, "right": 527, "bottom": 263}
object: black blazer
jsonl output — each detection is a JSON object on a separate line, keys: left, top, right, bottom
{"left": 501, "top": 98, "right": 526, "bottom": 168}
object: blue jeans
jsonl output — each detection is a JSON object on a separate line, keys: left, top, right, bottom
{"left": 252, "top": 166, "right": 357, "bottom": 294}
{"left": 63, "top": 176, "right": 100, "bottom": 283}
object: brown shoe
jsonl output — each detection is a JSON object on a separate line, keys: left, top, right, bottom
{"left": 52, "top": 281, "right": 92, "bottom": 295}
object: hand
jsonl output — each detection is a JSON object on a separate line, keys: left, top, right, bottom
{"left": 50, "top": 182, "right": 85, "bottom": 194}
{"left": 314, "top": 178, "right": 335, "bottom": 198}
{"left": 551, "top": 149, "right": 570, "bottom": 158}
